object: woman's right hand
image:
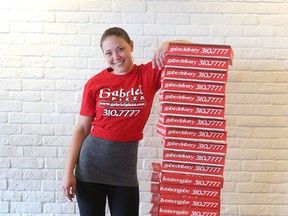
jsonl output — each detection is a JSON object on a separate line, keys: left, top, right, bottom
{"left": 62, "top": 172, "right": 76, "bottom": 201}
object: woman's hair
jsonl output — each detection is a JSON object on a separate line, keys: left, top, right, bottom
{"left": 100, "top": 27, "right": 131, "bottom": 48}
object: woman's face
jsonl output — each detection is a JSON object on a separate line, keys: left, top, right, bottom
{"left": 101, "top": 35, "right": 134, "bottom": 75}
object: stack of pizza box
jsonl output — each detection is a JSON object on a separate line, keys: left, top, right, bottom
{"left": 150, "top": 43, "right": 233, "bottom": 216}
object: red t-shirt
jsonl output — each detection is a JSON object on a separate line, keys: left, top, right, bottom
{"left": 80, "top": 62, "right": 162, "bottom": 142}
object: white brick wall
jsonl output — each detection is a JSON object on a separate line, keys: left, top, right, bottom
{"left": 1, "top": 0, "right": 288, "bottom": 215}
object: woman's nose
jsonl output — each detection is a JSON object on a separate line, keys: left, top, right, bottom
{"left": 113, "top": 52, "right": 121, "bottom": 60}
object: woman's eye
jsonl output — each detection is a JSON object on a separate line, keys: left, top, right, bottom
{"left": 118, "top": 47, "right": 124, "bottom": 52}
{"left": 105, "top": 52, "right": 112, "bottom": 56}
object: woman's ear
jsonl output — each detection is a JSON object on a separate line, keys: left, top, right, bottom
{"left": 130, "top": 40, "right": 134, "bottom": 52}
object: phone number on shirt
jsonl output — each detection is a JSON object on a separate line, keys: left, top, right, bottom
{"left": 103, "top": 109, "right": 141, "bottom": 117}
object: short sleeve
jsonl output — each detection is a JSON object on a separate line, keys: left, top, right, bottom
{"left": 79, "top": 82, "right": 96, "bottom": 117}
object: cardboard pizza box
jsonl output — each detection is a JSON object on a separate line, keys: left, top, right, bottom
{"left": 150, "top": 204, "right": 220, "bottom": 216}
{"left": 151, "top": 171, "right": 224, "bottom": 188}
{"left": 162, "top": 138, "right": 227, "bottom": 155}
{"left": 151, "top": 182, "right": 221, "bottom": 199}
{"left": 160, "top": 103, "right": 225, "bottom": 119}
{"left": 161, "top": 79, "right": 226, "bottom": 95}
{"left": 151, "top": 193, "right": 220, "bottom": 209}
{"left": 167, "top": 42, "right": 233, "bottom": 65}
{"left": 159, "top": 91, "right": 226, "bottom": 107}
{"left": 161, "top": 67, "right": 228, "bottom": 83}
{"left": 157, "top": 123, "right": 227, "bottom": 143}
{"left": 165, "top": 55, "right": 229, "bottom": 71}
{"left": 159, "top": 114, "right": 226, "bottom": 131}
{"left": 162, "top": 149, "right": 225, "bottom": 166}
{"left": 161, "top": 161, "right": 224, "bottom": 177}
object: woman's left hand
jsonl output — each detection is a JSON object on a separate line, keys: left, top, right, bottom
{"left": 152, "top": 41, "right": 169, "bottom": 70}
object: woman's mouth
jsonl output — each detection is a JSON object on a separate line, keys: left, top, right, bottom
{"left": 113, "top": 60, "right": 125, "bottom": 66}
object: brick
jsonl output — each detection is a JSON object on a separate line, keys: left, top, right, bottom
{"left": 113, "top": 1, "right": 146, "bottom": 12}
{"left": 22, "top": 57, "right": 55, "bottom": 68}
{"left": 244, "top": 161, "right": 275, "bottom": 172}
{"left": 11, "top": 157, "right": 44, "bottom": 169}
{"left": 22, "top": 191, "right": 55, "bottom": 202}
{"left": 124, "top": 13, "right": 156, "bottom": 24}
{"left": 272, "top": 205, "right": 288, "bottom": 216}
{"left": 211, "top": 25, "right": 243, "bottom": 37}
{"left": 80, "top": 1, "right": 112, "bottom": 11}
{"left": 23, "top": 102, "right": 55, "bottom": 113}
{"left": 239, "top": 205, "right": 271, "bottom": 215}
{"left": 10, "top": 22, "right": 43, "bottom": 33}
{"left": 157, "top": 13, "right": 189, "bottom": 25}
{"left": 55, "top": 57, "right": 88, "bottom": 69}
{"left": 8, "top": 180, "right": 41, "bottom": 191}
{"left": 244, "top": 26, "right": 276, "bottom": 37}
{"left": 44, "top": 45, "right": 77, "bottom": 57}
{"left": 46, "top": 0, "right": 79, "bottom": 11}
{"left": 42, "top": 91, "right": 76, "bottom": 102}
{"left": 1, "top": 191, "right": 22, "bottom": 202}
{"left": 56, "top": 12, "right": 89, "bottom": 23}
{"left": 253, "top": 172, "right": 286, "bottom": 183}
{"left": 9, "top": 113, "right": 42, "bottom": 124}
{"left": 10, "top": 202, "right": 42, "bottom": 213}
{"left": 24, "top": 146, "right": 57, "bottom": 157}
{"left": 42, "top": 114, "right": 75, "bottom": 124}
{"left": 23, "top": 169, "right": 55, "bottom": 181}
{"left": 0, "top": 80, "right": 21, "bottom": 90}
{"left": 42, "top": 136, "right": 71, "bottom": 146}
{"left": 58, "top": 35, "right": 91, "bottom": 46}
{"left": 0, "top": 202, "right": 9, "bottom": 213}
{"left": 190, "top": 14, "right": 224, "bottom": 25}
{"left": 45, "top": 158, "right": 66, "bottom": 169}
{"left": 10, "top": 135, "right": 42, "bottom": 146}
{"left": 90, "top": 13, "right": 122, "bottom": 24}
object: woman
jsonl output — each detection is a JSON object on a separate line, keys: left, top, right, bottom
{"left": 62, "top": 27, "right": 188, "bottom": 216}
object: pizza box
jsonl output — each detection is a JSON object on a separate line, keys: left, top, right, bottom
{"left": 159, "top": 91, "right": 225, "bottom": 107}
{"left": 157, "top": 123, "right": 227, "bottom": 143}
{"left": 165, "top": 55, "right": 229, "bottom": 71}
{"left": 161, "top": 79, "right": 226, "bottom": 95}
{"left": 161, "top": 67, "right": 228, "bottom": 83}
{"left": 159, "top": 114, "right": 226, "bottom": 131}
{"left": 160, "top": 103, "right": 225, "bottom": 119}
{"left": 162, "top": 161, "right": 223, "bottom": 177}
{"left": 162, "top": 149, "right": 225, "bottom": 166}
{"left": 150, "top": 204, "right": 220, "bottom": 216}
{"left": 151, "top": 193, "right": 220, "bottom": 209}
{"left": 151, "top": 182, "right": 221, "bottom": 199}
{"left": 151, "top": 171, "right": 224, "bottom": 188}
{"left": 162, "top": 138, "right": 227, "bottom": 155}
{"left": 167, "top": 42, "right": 233, "bottom": 65}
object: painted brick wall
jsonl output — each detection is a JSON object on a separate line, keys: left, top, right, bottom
{"left": 1, "top": 0, "right": 288, "bottom": 215}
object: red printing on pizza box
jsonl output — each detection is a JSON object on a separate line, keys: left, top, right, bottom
{"left": 167, "top": 42, "right": 233, "bottom": 65}
{"left": 160, "top": 103, "right": 225, "bottom": 119}
{"left": 162, "top": 138, "right": 227, "bottom": 155}
{"left": 162, "top": 149, "right": 225, "bottom": 166}
{"left": 159, "top": 114, "right": 226, "bottom": 131}
{"left": 160, "top": 91, "right": 225, "bottom": 107}
{"left": 151, "top": 182, "right": 221, "bottom": 199}
{"left": 165, "top": 55, "right": 229, "bottom": 71}
{"left": 151, "top": 171, "right": 224, "bottom": 188}
{"left": 157, "top": 123, "right": 227, "bottom": 143}
{"left": 161, "top": 67, "right": 228, "bottom": 83}
{"left": 150, "top": 204, "right": 220, "bottom": 216}
{"left": 161, "top": 79, "right": 226, "bottom": 95}
{"left": 151, "top": 193, "right": 220, "bottom": 209}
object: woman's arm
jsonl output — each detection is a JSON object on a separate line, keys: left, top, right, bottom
{"left": 62, "top": 115, "right": 94, "bottom": 201}
{"left": 152, "top": 40, "right": 191, "bottom": 70}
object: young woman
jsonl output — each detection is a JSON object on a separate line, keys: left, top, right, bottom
{"left": 62, "top": 27, "right": 188, "bottom": 216}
